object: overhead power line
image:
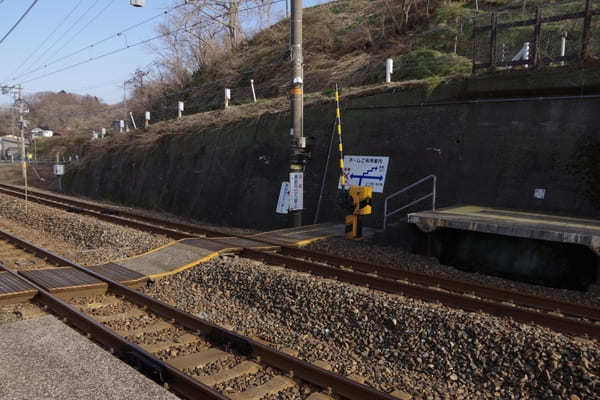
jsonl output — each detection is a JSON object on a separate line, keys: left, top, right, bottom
{"left": 0, "top": 0, "right": 41, "bottom": 47}
{"left": 10, "top": 1, "right": 189, "bottom": 82}
{"left": 27, "top": 0, "right": 102, "bottom": 73}
{"left": 8, "top": 0, "right": 86, "bottom": 80}
{"left": 49, "top": 0, "right": 121, "bottom": 66}
{"left": 19, "top": 0, "right": 285, "bottom": 84}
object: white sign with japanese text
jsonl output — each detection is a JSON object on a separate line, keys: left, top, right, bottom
{"left": 276, "top": 181, "right": 290, "bottom": 214}
{"left": 338, "top": 155, "right": 389, "bottom": 193}
{"left": 289, "top": 172, "right": 304, "bottom": 211}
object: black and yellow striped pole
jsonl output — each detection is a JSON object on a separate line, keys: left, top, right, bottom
{"left": 335, "top": 83, "right": 346, "bottom": 190}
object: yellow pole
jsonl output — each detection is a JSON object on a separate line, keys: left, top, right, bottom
{"left": 335, "top": 84, "right": 346, "bottom": 189}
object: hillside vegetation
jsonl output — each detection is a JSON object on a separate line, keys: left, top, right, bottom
{"left": 131, "top": 0, "right": 598, "bottom": 123}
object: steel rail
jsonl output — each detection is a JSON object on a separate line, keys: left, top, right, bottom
{"left": 0, "top": 186, "right": 191, "bottom": 239}
{"left": 0, "top": 263, "right": 228, "bottom": 400}
{"left": 240, "top": 249, "right": 600, "bottom": 340}
{"left": 0, "top": 183, "right": 222, "bottom": 237}
{"left": 0, "top": 227, "right": 398, "bottom": 400}
{"left": 275, "top": 246, "right": 600, "bottom": 322}
{"left": 3, "top": 184, "right": 600, "bottom": 332}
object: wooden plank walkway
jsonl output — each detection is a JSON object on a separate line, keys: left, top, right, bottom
{"left": 0, "top": 271, "right": 37, "bottom": 305}
{"left": 19, "top": 267, "right": 108, "bottom": 299}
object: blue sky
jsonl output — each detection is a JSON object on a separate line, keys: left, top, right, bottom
{"left": 0, "top": 0, "right": 329, "bottom": 105}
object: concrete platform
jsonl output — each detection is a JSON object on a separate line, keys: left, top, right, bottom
{"left": 0, "top": 315, "right": 179, "bottom": 400}
{"left": 408, "top": 205, "right": 600, "bottom": 254}
{"left": 252, "top": 223, "right": 345, "bottom": 246}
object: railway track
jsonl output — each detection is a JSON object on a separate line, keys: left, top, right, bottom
{"left": 1, "top": 183, "right": 599, "bottom": 340}
{"left": 0, "top": 228, "right": 399, "bottom": 400}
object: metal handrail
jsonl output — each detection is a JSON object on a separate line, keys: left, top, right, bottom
{"left": 383, "top": 175, "right": 436, "bottom": 229}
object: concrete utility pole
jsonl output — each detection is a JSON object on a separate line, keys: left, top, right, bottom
{"left": 122, "top": 81, "right": 127, "bottom": 125}
{"left": 17, "top": 84, "right": 28, "bottom": 212}
{"left": 289, "top": 0, "right": 304, "bottom": 227}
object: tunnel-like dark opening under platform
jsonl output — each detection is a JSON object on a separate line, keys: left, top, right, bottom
{"left": 408, "top": 206, "right": 600, "bottom": 288}
{"left": 408, "top": 205, "right": 600, "bottom": 255}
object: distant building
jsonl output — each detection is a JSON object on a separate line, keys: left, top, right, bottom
{"left": 0, "top": 135, "right": 28, "bottom": 160}
{"left": 30, "top": 127, "right": 53, "bottom": 139}
{"left": 53, "top": 130, "right": 73, "bottom": 137}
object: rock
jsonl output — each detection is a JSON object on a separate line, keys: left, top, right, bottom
{"left": 391, "top": 389, "right": 412, "bottom": 400}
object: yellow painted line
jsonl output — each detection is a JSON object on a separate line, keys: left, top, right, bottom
{"left": 252, "top": 224, "right": 323, "bottom": 237}
{"left": 294, "top": 234, "right": 338, "bottom": 247}
{"left": 148, "top": 252, "right": 220, "bottom": 280}
{"left": 105, "top": 239, "right": 186, "bottom": 265}
{"left": 279, "top": 226, "right": 327, "bottom": 237}
{"left": 439, "top": 206, "right": 600, "bottom": 231}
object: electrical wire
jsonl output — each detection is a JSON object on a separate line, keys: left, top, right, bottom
{"left": 20, "top": 0, "right": 286, "bottom": 84}
{"left": 23, "top": 0, "right": 103, "bottom": 76}
{"left": 9, "top": 1, "right": 190, "bottom": 82}
{"left": 52, "top": 0, "right": 118, "bottom": 61}
{"left": 7, "top": 0, "right": 86, "bottom": 80}
{"left": 0, "top": 0, "right": 41, "bottom": 46}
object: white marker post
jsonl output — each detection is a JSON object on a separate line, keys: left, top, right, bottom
{"left": 523, "top": 42, "right": 530, "bottom": 68}
{"left": 129, "top": 112, "right": 137, "bottom": 130}
{"left": 178, "top": 101, "right": 184, "bottom": 119}
{"left": 101, "top": 127, "right": 106, "bottom": 139}
{"left": 119, "top": 120, "right": 125, "bottom": 133}
{"left": 144, "top": 111, "right": 150, "bottom": 130}
{"left": 386, "top": 58, "right": 394, "bottom": 83}
{"left": 560, "top": 32, "right": 567, "bottom": 66}
{"left": 224, "top": 88, "right": 231, "bottom": 109}
{"left": 250, "top": 80, "right": 257, "bottom": 103}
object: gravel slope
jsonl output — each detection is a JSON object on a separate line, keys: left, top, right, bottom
{"left": 0, "top": 193, "right": 170, "bottom": 265}
{"left": 144, "top": 256, "right": 600, "bottom": 399}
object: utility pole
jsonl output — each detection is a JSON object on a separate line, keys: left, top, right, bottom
{"left": 289, "top": 0, "right": 304, "bottom": 227}
{"left": 122, "top": 81, "right": 128, "bottom": 132}
{"left": 17, "top": 84, "right": 28, "bottom": 213}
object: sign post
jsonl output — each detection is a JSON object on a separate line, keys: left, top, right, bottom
{"left": 53, "top": 163, "right": 64, "bottom": 193}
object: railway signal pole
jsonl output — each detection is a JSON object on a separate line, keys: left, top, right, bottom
{"left": 289, "top": 0, "right": 305, "bottom": 227}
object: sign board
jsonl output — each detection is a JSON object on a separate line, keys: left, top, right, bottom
{"left": 534, "top": 188, "right": 546, "bottom": 199}
{"left": 276, "top": 182, "right": 290, "bottom": 214}
{"left": 53, "top": 164, "right": 64, "bottom": 176}
{"left": 338, "top": 155, "right": 389, "bottom": 193}
{"left": 289, "top": 172, "right": 303, "bottom": 211}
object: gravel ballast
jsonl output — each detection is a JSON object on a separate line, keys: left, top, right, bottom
{"left": 306, "top": 237, "right": 600, "bottom": 309}
{"left": 144, "top": 256, "right": 600, "bottom": 399}
{"left": 0, "top": 193, "right": 170, "bottom": 265}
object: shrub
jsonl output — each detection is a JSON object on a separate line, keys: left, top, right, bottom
{"left": 393, "top": 49, "right": 472, "bottom": 80}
